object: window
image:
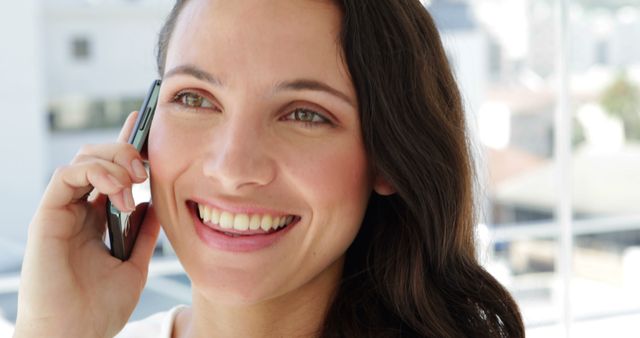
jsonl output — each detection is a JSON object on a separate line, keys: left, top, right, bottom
{"left": 48, "top": 96, "right": 143, "bottom": 132}
{"left": 71, "top": 36, "right": 91, "bottom": 61}
{"left": 458, "top": 0, "right": 640, "bottom": 336}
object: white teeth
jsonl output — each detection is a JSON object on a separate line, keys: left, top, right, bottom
{"left": 249, "top": 214, "right": 261, "bottom": 230}
{"left": 220, "top": 211, "right": 234, "bottom": 229}
{"left": 197, "top": 203, "right": 295, "bottom": 233}
{"left": 233, "top": 214, "right": 249, "bottom": 231}
{"left": 210, "top": 208, "right": 220, "bottom": 224}
{"left": 260, "top": 215, "right": 273, "bottom": 231}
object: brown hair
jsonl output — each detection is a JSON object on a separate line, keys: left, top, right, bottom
{"left": 156, "top": 1, "right": 524, "bottom": 337}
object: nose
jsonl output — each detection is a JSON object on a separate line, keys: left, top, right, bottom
{"left": 202, "top": 114, "right": 277, "bottom": 192}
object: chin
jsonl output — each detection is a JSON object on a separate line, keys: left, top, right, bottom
{"left": 181, "top": 253, "right": 292, "bottom": 306}
{"left": 193, "top": 271, "right": 290, "bottom": 306}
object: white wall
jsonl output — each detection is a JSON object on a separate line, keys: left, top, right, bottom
{"left": 43, "top": 2, "right": 171, "bottom": 100}
{"left": 0, "top": 0, "right": 47, "bottom": 248}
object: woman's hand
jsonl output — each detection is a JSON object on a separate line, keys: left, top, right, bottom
{"left": 13, "top": 112, "right": 161, "bottom": 338}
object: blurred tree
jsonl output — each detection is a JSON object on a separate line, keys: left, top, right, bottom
{"left": 601, "top": 72, "right": 640, "bottom": 141}
{"left": 572, "top": 116, "right": 586, "bottom": 149}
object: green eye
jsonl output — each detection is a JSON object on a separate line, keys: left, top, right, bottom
{"left": 286, "top": 108, "right": 330, "bottom": 126}
{"left": 175, "top": 91, "right": 214, "bottom": 109}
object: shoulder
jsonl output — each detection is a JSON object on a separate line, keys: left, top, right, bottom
{"left": 116, "top": 305, "right": 187, "bottom": 338}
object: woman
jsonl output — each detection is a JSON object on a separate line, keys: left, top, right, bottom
{"left": 14, "top": 0, "right": 524, "bottom": 337}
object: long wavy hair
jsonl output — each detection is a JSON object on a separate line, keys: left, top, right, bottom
{"left": 156, "top": 1, "right": 525, "bottom": 337}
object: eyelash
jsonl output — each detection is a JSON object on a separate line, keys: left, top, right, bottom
{"left": 172, "top": 90, "right": 333, "bottom": 128}
{"left": 173, "top": 91, "right": 217, "bottom": 111}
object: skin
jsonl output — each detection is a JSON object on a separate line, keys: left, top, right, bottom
{"left": 14, "top": 0, "right": 393, "bottom": 337}
{"left": 14, "top": 112, "right": 160, "bottom": 338}
{"left": 153, "top": 1, "right": 394, "bottom": 336}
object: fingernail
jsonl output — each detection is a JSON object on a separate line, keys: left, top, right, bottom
{"left": 107, "top": 174, "right": 124, "bottom": 189}
{"left": 124, "top": 188, "right": 135, "bottom": 211}
{"left": 131, "top": 159, "right": 148, "bottom": 180}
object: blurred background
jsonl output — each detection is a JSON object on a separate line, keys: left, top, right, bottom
{"left": 1, "top": 0, "right": 639, "bottom": 336}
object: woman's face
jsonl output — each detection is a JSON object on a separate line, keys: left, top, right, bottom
{"left": 149, "top": 0, "right": 373, "bottom": 304}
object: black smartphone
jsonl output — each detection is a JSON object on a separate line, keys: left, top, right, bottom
{"left": 106, "top": 80, "right": 161, "bottom": 260}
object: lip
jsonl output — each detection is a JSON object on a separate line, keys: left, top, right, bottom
{"left": 188, "top": 201, "right": 299, "bottom": 252}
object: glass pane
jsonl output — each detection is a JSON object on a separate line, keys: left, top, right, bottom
{"left": 455, "top": 0, "right": 640, "bottom": 334}
{"left": 568, "top": 0, "right": 640, "bottom": 324}
{"left": 436, "top": 0, "right": 560, "bottom": 329}
{"left": 487, "top": 236, "right": 560, "bottom": 327}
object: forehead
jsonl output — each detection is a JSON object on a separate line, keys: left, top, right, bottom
{"left": 165, "top": 0, "right": 352, "bottom": 95}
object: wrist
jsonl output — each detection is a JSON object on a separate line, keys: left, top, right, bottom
{"left": 13, "top": 322, "right": 103, "bottom": 338}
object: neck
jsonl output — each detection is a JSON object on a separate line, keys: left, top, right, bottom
{"left": 175, "top": 257, "right": 344, "bottom": 338}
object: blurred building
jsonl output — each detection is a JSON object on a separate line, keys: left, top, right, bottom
{"left": 528, "top": 3, "right": 640, "bottom": 76}
{"left": 43, "top": 0, "right": 173, "bottom": 172}
{"left": 428, "top": 0, "right": 488, "bottom": 118}
{"left": 475, "top": 1, "right": 640, "bottom": 294}
{"left": 609, "top": 7, "right": 640, "bottom": 67}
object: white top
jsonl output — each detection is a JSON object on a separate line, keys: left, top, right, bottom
{"left": 116, "top": 305, "right": 186, "bottom": 338}
{"left": 0, "top": 314, "right": 14, "bottom": 337}
{"left": 0, "top": 306, "right": 185, "bottom": 338}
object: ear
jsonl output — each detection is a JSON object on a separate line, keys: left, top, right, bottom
{"left": 373, "top": 174, "right": 396, "bottom": 196}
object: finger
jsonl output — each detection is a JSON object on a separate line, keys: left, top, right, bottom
{"left": 95, "top": 187, "right": 134, "bottom": 215}
{"left": 73, "top": 143, "right": 147, "bottom": 184}
{"left": 128, "top": 203, "right": 160, "bottom": 276}
{"left": 118, "top": 111, "right": 140, "bottom": 143}
{"left": 43, "top": 160, "right": 135, "bottom": 212}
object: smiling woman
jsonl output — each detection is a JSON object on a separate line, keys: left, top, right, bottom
{"left": 14, "top": 0, "right": 524, "bottom": 337}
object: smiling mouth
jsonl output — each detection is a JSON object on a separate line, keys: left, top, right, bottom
{"left": 188, "top": 201, "right": 300, "bottom": 237}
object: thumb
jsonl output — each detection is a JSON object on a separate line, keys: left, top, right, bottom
{"left": 128, "top": 203, "right": 161, "bottom": 275}
{"left": 117, "top": 111, "right": 139, "bottom": 143}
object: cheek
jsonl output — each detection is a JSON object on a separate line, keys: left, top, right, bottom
{"left": 282, "top": 133, "right": 372, "bottom": 254}
{"left": 148, "top": 121, "right": 182, "bottom": 190}
{"left": 286, "top": 135, "right": 371, "bottom": 211}
{"left": 147, "top": 113, "right": 206, "bottom": 182}
{"left": 285, "top": 137, "right": 371, "bottom": 285}
{"left": 147, "top": 114, "right": 203, "bottom": 229}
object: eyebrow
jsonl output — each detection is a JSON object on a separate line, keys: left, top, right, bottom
{"left": 164, "top": 64, "right": 355, "bottom": 108}
{"left": 275, "top": 79, "right": 355, "bottom": 108}
{"left": 164, "top": 64, "right": 224, "bottom": 86}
